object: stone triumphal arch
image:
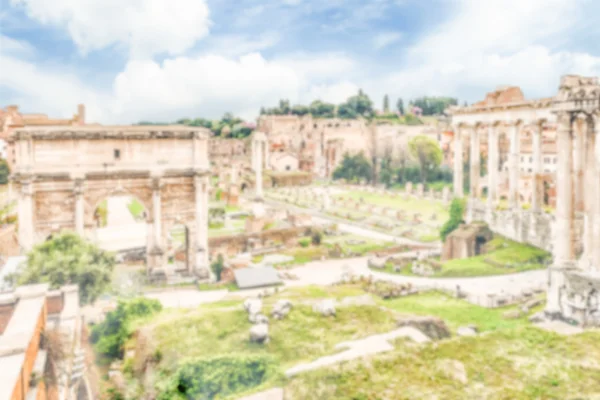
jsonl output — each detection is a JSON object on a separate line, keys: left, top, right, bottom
{"left": 11, "top": 125, "right": 211, "bottom": 275}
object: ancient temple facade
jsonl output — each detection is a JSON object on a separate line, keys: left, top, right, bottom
{"left": 450, "top": 76, "right": 600, "bottom": 326}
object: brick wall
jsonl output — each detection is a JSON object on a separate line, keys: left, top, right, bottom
{"left": 0, "top": 302, "right": 15, "bottom": 334}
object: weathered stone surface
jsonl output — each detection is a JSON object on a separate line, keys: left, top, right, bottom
{"left": 272, "top": 299, "right": 293, "bottom": 320}
{"left": 437, "top": 359, "right": 468, "bottom": 384}
{"left": 456, "top": 326, "right": 478, "bottom": 337}
{"left": 396, "top": 315, "right": 451, "bottom": 341}
{"left": 249, "top": 313, "right": 269, "bottom": 324}
{"left": 249, "top": 323, "right": 269, "bottom": 343}
{"left": 502, "top": 309, "right": 523, "bottom": 320}
{"left": 368, "top": 256, "right": 387, "bottom": 269}
{"left": 313, "top": 299, "right": 336, "bottom": 317}
{"left": 244, "top": 298, "right": 263, "bottom": 316}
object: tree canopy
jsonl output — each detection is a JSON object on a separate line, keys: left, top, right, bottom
{"left": 0, "top": 158, "right": 9, "bottom": 185}
{"left": 408, "top": 136, "right": 443, "bottom": 184}
{"left": 396, "top": 98, "right": 405, "bottom": 115}
{"left": 440, "top": 198, "right": 466, "bottom": 241}
{"left": 410, "top": 97, "right": 458, "bottom": 116}
{"left": 11, "top": 232, "right": 115, "bottom": 304}
{"left": 332, "top": 152, "right": 373, "bottom": 183}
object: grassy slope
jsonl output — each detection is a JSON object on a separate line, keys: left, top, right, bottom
{"left": 286, "top": 327, "right": 600, "bottom": 399}
{"left": 122, "top": 287, "right": 599, "bottom": 399}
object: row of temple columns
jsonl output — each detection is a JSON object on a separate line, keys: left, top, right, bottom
{"left": 453, "top": 121, "right": 546, "bottom": 213}
{"left": 453, "top": 114, "right": 600, "bottom": 273}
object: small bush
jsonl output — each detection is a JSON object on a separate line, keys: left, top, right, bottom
{"left": 156, "top": 354, "right": 277, "bottom": 400}
{"left": 298, "top": 238, "right": 311, "bottom": 248}
{"left": 91, "top": 297, "right": 162, "bottom": 359}
{"left": 440, "top": 198, "right": 466, "bottom": 241}
{"left": 311, "top": 230, "right": 323, "bottom": 245}
{"left": 211, "top": 255, "right": 225, "bottom": 281}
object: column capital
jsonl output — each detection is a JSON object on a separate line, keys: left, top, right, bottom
{"left": 73, "top": 178, "right": 84, "bottom": 196}
{"left": 151, "top": 176, "right": 163, "bottom": 191}
{"left": 20, "top": 180, "right": 33, "bottom": 197}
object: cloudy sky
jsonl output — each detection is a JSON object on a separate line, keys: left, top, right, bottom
{"left": 1, "top": 0, "right": 600, "bottom": 124}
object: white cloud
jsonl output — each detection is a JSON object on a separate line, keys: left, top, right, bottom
{"left": 373, "top": 32, "right": 402, "bottom": 50}
{"left": 274, "top": 52, "right": 356, "bottom": 81}
{"left": 204, "top": 32, "right": 281, "bottom": 58}
{"left": 369, "top": 0, "right": 600, "bottom": 102}
{"left": 9, "top": 0, "right": 211, "bottom": 58}
{"left": 0, "top": 34, "right": 35, "bottom": 57}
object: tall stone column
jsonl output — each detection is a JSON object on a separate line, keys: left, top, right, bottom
{"left": 469, "top": 126, "right": 480, "bottom": 198}
{"left": 531, "top": 122, "right": 543, "bottom": 212}
{"left": 547, "top": 112, "right": 575, "bottom": 316}
{"left": 573, "top": 120, "right": 585, "bottom": 213}
{"left": 593, "top": 114, "right": 600, "bottom": 269}
{"left": 487, "top": 123, "right": 499, "bottom": 216}
{"left": 18, "top": 178, "right": 34, "bottom": 253}
{"left": 263, "top": 141, "right": 270, "bottom": 170}
{"left": 508, "top": 122, "right": 521, "bottom": 209}
{"left": 582, "top": 117, "right": 595, "bottom": 268}
{"left": 74, "top": 179, "right": 85, "bottom": 236}
{"left": 255, "top": 140, "right": 264, "bottom": 199}
{"left": 195, "top": 174, "right": 209, "bottom": 276}
{"left": 452, "top": 126, "right": 463, "bottom": 198}
{"left": 152, "top": 178, "right": 162, "bottom": 249}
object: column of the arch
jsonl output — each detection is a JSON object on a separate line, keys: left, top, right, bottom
{"left": 531, "top": 122, "right": 543, "bottom": 212}
{"left": 452, "top": 126, "right": 463, "bottom": 198}
{"left": 581, "top": 117, "right": 595, "bottom": 268}
{"left": 74, "top": 178, "right": 85, "bottom": 236}
{"left": 18, "top": 178, "right": 34, "bottom": 253}
{"left": 251, "top": 139, "right": 257, "bottom": 172}
{"left": 487, "top": 123, "right": 499, "bottom": 218}
{"left": 147, "top": 177, "right": 164, "bottom": 271}
{"left": 547, "top": 112, "right": 575, "bottom": 315}
{"left": 195, "top": 174, "right": 210, "bottom": 277}
{"left": 508, "top": 122, "right": 521, "bottom": 209}
{"left": 255, "top": 140, "right": 264, "bottom": 199}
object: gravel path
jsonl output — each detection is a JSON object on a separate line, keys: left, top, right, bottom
{"left": 285, "top": 326, "right": 429, "bottom": 377}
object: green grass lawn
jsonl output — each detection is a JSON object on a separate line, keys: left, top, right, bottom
{"left": 378, "top": 237, "right": 550, "bottom": 278}
{"left": 438, "top": 237, "right": 550, "bottom": 278}
{"left": 127, "top": 198, "right": 145, "bottom": 219}
{"left": 336, "top": 190, "right": 449, "bottom": 221}
{"left": 115, "top": 286, "right": 600, "bottom": 400}
{"left": 285, "top": 326, "right": 600, "bottom": 399}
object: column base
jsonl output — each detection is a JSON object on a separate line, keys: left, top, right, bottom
{"left": 147, "top": 247, "right": 165, "bottom": 273}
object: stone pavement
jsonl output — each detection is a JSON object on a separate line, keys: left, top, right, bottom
{"left": 285, "top": 326, "right": 429, "bottom": 377}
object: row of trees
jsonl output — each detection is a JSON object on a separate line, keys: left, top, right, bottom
{"left": 261, "top": 90, "right": 375, "bottom": 119}
{"left": 138, "top": 112, "right": 254, "bottom": 138}
{"left": 332, "top": 135, "right": 447, "bottom": 187}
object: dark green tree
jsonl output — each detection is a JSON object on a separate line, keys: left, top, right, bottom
{"left": 12, "top": 232, "right": 115, "bottom": 304}
{"left": 291, "top": 104, "right": 310, "bottom": 116}
{"left": 396, "top": 98, "right": 404, "bottom": 115}
{"left": 408, "top": 136, "right": 442, "bottom": 183}
{"left": 309, "top": 100, "right": 335, "bottom": 118}
{"left": 383, "top": 94, "right": 390, "bottom": 113}
{"left": 0, "top": 159, "right": 9, "bottom": 185}
{"left": 211, "top": 254, "right": 225, "bottom": 281}
{"left": 332, "top": 152, "right": 373, "bottom": 183}
{"left": 90, "top": 297, "right": 162, "bottom": 358}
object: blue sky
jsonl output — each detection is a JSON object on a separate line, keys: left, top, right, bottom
{"left": 1, "top": 0, "right": 600, "bottom": 123}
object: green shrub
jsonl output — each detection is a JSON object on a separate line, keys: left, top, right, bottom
{"left": 298, "top": 238, "right": 311, "bottom": 248}
{"left": 215, "top": 188, "right": 222, "bottom": 201}
{"left": 311, "top": 230, "right": 323, "bottom": 245}
{"left": 440, "top": 198, "right": 466, "bottom": 241}
{"left": 211, "top": 254, "right": 225, "bottom": 281}
{"left": 90, "top": 297, "right": 162, "bottom": 359}
{"left": 156, "top": 354, "right": 276, "bottom": 400}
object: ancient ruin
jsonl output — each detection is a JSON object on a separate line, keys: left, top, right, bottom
{"left": 450, "top": 75, "right": 600, "bottom": 326}
{"left": 11, "top": 125, "right": 212, "bottom": 275}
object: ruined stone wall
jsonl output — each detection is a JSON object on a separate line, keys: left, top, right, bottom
{"left": 208, "top": 226, "right": 306, "bottom": 258}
